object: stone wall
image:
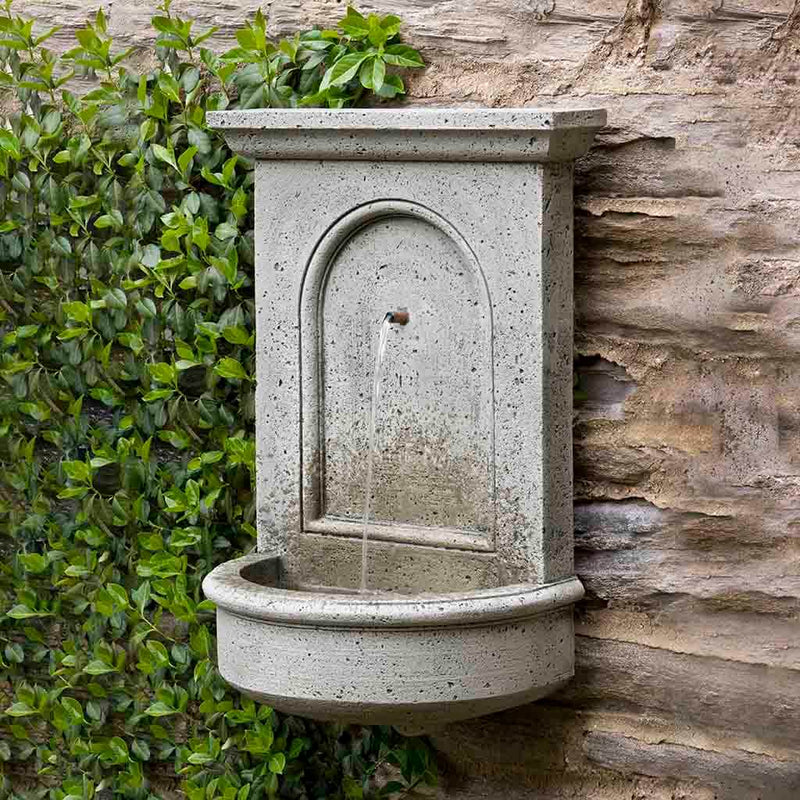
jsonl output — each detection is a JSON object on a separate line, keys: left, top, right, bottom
{"left": 17, "top": 0, "right": 800, "bottom": 797}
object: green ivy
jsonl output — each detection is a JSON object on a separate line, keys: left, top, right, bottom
{"left": 0, "top": 1, "right": 434, "bottom": 798}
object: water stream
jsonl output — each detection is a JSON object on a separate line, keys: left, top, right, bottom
{"left": 360, "top": 313, "right": 394, "bottom": 593}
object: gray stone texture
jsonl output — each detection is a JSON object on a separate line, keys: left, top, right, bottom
{"left": 209, "top": 108, "right": 604, "bottom": 161}
{"left": 207, "top": 108, "right": 601, "bottom": 588}
{"left": 19, "top": 0, "right": 800, "bottom": 796}
{"left": 202, "top": 108, "right": 600, "bottom": 727}
{"left": 204, "top": 553, "right": 583, "bottom": 727}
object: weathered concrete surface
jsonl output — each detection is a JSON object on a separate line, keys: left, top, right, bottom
{"left": 18, "top": 0, "right": 800, "bottom": 796}
{"left": 202, "top": 108, "right": 600, "bottom": 727}
{"left": 229, "top": 109, "right": 601, "bottom": 586}
{"left": 203, "top": 553, "right": 583, "bottom": 728}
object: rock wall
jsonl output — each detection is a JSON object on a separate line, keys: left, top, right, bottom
{"left": 17, "top": 0, "right": 800, "bottom": 796}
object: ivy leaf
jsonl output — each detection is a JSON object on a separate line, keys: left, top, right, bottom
{"left": 222, "top": 326, "right": 252, "bottom": 345}
{"left": 62, "top": 461, "right": 91, "bottom": 483}
{"left": 132, "top": 739, "right": 151, "bottom": 761}
{"left": 269, "top": 753, "right": 287, "bottom": 774}
{"left": 382, "top": 43, "right": 424, "bottom": 67}
{"left": 178, "top": 145, "right": 198, "bottom": 175}
{"left": 0, "top": 129, "right": 21, "bottom": 160}
{"left": 367, "top": 14, "right": 389, "bottom": 47}
{"left": 374, "top": 73, "right": 404, "bottom": 98}
{"left": 132, "top": 581, "right": 151, "bottom": 615}
{"left": 84, "top": 660, "right": 117, "bottom": 675}
{"left": 214, "top": 222, "right": 238, "bottom": 240}
{"left": 118, "top": 332, "right": 145, "bottom": 354}
{"left": 5, "top": 702, "right": 38, "bottom": 717}
{"left": 57, "top": 327, "right": 90, "bottom": 341}
{"left": 61, "top": 696, "right": 86, "bottom": 724}
{"left": 372, "top": 57, "right": 386, "bottom": 91}
{"left": 107, "top": 583, "right": 129, "bottom": 608}
{"left": 149, "top": 362, "right": 176, "bottom": 385}
{"left": 18, "top": 553, "right": 48, "bottom": 573}
{"left": 94, "top": 209, "right": 124, "bottom": 229}
{"left": 380, "top": 14, "right": 402, "bottom": 38}
{"left": 58, "top": 487, "right": 89, "bottom": 499}
{"left": 338, "top": 7, "right": 369, "bottom": 38}
{"left": 214, "top": 357, "right": 249, "bottom": 381}
{"left": 146, "top": 640, "right": 170, "bottom": 667}
{"left": 320, "top": 52, "right": 369, "bottom": 90}
{"left": 157, "top": 72, "right": 181, "bottom": 103}
{"left": 105, "top": 736, "right": 130, "bottom": 765}
{"left": 143, "top": 388, "right": 175, "bottom": 402}
{"left": 152, "top": 143, "right": 178, "bottom": 170}
{"left": 144, "top": 701, "right": 177, "bottom": 717}
{"left": 63, "top": 302, "right": 90, "bottom": 322}
{"left": 7, "top": 604, "right": 49, "bottom": 619}
{"left": 158, "top": 429, "right": 191, "bottom": 449}
{"left": 188, "top": 126, "right": 212, "bottom": 153}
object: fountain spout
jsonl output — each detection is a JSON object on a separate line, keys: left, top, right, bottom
{"left": 387, "top": 310, "right": 410, "bottom": 325}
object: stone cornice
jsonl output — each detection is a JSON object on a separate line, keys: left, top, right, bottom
{"left": 207, "top": 107, "right": 607, "bottom": 162}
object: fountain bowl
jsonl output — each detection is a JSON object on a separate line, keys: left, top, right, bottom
{"left": 202, "top": 552, "right": 583, "bottom": 729}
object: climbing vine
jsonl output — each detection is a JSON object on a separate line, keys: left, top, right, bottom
{"left": 0, "top": 1, "right": 435, "bottom": 797}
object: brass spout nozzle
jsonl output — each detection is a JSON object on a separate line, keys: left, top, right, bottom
{"left": 388, "top": 310, "right": 410, "bottom": 325}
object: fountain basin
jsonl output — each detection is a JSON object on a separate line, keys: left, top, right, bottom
{"left": 202, "top": 552, "right": 584, "bottom": 728}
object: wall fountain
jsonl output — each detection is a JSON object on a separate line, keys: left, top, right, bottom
{"left": 202, "top": 107, "right": 605, "bottom": 729}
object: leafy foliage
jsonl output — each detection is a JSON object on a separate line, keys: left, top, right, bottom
{"left": 0, "top": 1, "right": 433, "bottom": 798}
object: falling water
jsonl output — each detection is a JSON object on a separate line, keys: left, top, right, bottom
{"left": 360, "top": 313, "right": 394, "bottom": 593}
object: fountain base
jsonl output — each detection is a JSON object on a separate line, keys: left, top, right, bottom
{"left": 203, "top": 552, "right": 583, "bottom": 728}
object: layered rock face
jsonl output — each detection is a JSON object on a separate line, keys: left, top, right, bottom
{"left": 19, "top": 0, "right": 800, "bottom": 796}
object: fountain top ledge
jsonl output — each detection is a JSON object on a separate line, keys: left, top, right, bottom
{"left": 207, "top": 106, "right": 607, "bottom": 162}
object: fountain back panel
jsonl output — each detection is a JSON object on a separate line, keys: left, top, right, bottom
{"left": 202, "top": 108, "right": 605, "bottom": 727}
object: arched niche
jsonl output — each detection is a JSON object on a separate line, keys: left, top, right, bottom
{"left": 299, "top": 200, "right": 496, "bottom": 551}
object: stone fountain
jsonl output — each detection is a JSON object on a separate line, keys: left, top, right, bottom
{"left": 202, "top": 107, "right": 605, "bottom": 729}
